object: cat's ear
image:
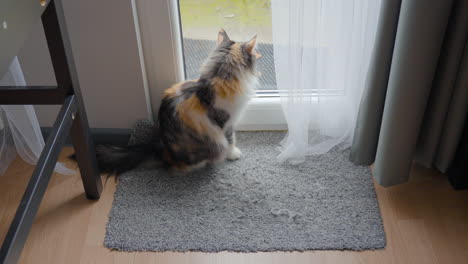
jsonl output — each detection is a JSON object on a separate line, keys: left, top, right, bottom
{"left": 217, "top": 28, "right": 230, "bottom": 44}
{"left": 244, "top": 35, "right": 257, "bottom": 55}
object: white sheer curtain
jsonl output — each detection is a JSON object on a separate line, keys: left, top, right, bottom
{"left": 0, "top": 57, "right": 73, "bottom": 175}
{"left": 272, "top": 0, "right": 381, "bottom": 164}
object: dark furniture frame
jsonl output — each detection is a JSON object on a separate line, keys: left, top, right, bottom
{"left": 0, "top": 1, "right": 102, "bottom": 263}
{"left": 448, "top": 114, "right": 468, "bottom": 190}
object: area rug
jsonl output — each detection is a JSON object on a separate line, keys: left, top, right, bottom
{"left": 104, "top": 132, "right": 385, "bottom": 252}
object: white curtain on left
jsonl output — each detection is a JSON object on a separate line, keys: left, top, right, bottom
{"left": 0, "top": 57, "right": 74, "bottom": 176}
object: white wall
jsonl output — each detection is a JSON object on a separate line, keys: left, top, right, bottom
{"left": 18, "top": 0, "right": 150, "bottom": 129}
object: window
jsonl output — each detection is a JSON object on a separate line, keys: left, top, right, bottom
{"left": 179, "top": 0, "right": 277, "bottom": 95}
{"left": 135, "top": 0, "right": 285, "bottom": 130}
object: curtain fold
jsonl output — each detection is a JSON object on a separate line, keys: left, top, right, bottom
{"left": 350, "top": 0, "right": 468, "bottom": 186}
{"left": 433, "top": 43, "right": 468, "bottom": 171}
{"left": 349, "top": 0, "right": 402, "bottom": 165}
{"left": 415, "top": 0, "right": 468, "bottom": 171}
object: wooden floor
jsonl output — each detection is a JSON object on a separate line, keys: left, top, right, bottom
{"left": 1, "top": 147, "right": 467, "bottom": 264}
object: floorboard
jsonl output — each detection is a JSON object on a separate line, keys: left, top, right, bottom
{"left": 1, "top": 147, "right": 467, "bottom": 264}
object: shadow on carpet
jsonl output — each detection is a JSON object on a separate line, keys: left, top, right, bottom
{"left": 104, "top": 132, "right": 385, "bottom": 252}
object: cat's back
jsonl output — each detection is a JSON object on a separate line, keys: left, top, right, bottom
{"left": 159, "top": 79, "right": 215, "bottom": 129}
{"left": 163, "top": 79, "right": 202, "bottom": 99}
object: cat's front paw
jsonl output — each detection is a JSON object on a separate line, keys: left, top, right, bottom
{"left": 227, "top": 146, "right": 242, "bottom": 161}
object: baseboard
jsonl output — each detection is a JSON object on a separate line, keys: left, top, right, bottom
{"left": 41, "top": 127, "right": 132, "bottom": 146}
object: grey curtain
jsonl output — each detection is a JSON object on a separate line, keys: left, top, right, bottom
{"left": 350, "top": 0, "right": 468, "bottom": 187}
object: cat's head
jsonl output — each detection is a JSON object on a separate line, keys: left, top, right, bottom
{"left": 201, "top": 29, "right": 261, "bottom": 80}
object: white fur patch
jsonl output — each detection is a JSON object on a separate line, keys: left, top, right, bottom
{"left": 214, "top": 73, "right": 257, "bottom": 131}
{"left": 227, "top": 146, "right": 242, "bottom": 160}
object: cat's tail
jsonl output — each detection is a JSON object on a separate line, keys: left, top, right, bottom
{"left": 70, "top": 143, "right": 161, "bottom": 175}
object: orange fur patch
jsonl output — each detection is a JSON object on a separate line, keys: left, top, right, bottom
{"left": 164, "top": 83, "right": 182, "bottom": 98}
{"left": 164, "top": 80, "right": 196, "bottom": 98}
{"left": 212, "top": 77, "right": 243, "bottom": 100}
{"left": 177, "top": 94, "right": 208, "bottom": 134}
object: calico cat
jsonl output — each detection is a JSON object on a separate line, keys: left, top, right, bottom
{"left": 93, "top": 29, "right": 260, "bottom": 174}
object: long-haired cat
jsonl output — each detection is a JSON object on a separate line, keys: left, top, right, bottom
{"left": 92, "top": 29, "right": 260, "bottom": 174}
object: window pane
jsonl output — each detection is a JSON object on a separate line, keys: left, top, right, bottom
{"left": 179, "top": 0, "right": 276, "bottom": 94}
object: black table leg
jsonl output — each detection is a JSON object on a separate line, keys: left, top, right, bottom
{"left": 70, "top": 110, "right": 103, "bottom": 199}
{"left": 42, "top": 0, "right": 103, "bottom": 199}
{"left": 0, "top": 96, "right": 76, "bottom": 264}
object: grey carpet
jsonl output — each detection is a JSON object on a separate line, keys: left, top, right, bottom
{"left": 105, "top": 132, "right": 385, "bottom": 252}
{"left": 183, "top": 38, "right": 277, "bottom": 91}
